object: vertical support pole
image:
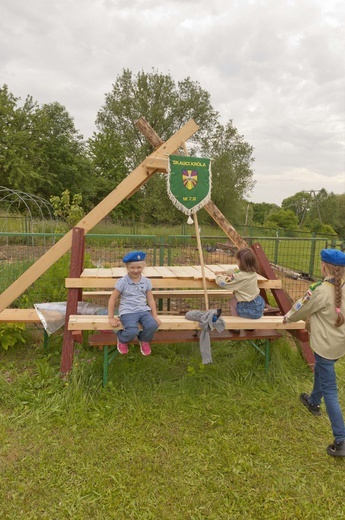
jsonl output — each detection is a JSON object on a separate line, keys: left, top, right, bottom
{"left": 61, "top": 227, "right": 85, "bottom": 375}
{"left": 193, "top": 211, "right": 209, "bottom": 310}
{"left": 309, "top": 233, "right": 316, "bottom": 278}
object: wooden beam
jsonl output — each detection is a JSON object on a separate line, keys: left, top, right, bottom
{"left": 144, "top": 157, "right": 168, "bottom": 171}
{"left": 204, "top": 201, "right": 248, "bottom": 249}
{"left": 61, "top": 227, "right": 85, "bottom": 374}
{"left": 0, "top": 309, "right": 41, "bottom": 323}
{"left": 135, "top": 116, "right": 163, "bottom": 148}
{"left": 0, "top": 119, "right": 199, "bottom": 312}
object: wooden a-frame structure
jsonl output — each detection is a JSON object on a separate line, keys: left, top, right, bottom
{"left": 0, "top": 117, "right": 313, "bottom": 371}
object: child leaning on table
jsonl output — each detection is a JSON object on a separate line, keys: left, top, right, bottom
{"left": 283, "top": 248, "right": 345, "bottom": 458}
{"left": 108, "top": 251, "right": 161, "bottom": 356}
{"left": 215, "top": 247, "right": 265, "bottom": 319}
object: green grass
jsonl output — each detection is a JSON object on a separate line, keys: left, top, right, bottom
{"left": 1, "top": 333, "right": 345, "bottom": 519}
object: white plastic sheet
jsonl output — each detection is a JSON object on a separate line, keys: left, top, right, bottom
{"left": 34, "top": 302, "right": 107, "bottom": 335}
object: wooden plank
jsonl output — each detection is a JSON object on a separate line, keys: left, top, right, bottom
{"left": 140, "top": 266, "right": 168, "bottom": 278}
{"left": 0, "top": 309, "right": 41, "bottom": 323}
{"left": 81, "top": 268, "right": 114, "bottom": 278}
{"left": 0, "top": 119, "right": 199, "bottom": 312}
{"left": 83, "top": 289, "right": 235, "bottom": 299}
{"left": 68, "top": 314, "right": 306, "bottom": 331}
{"left": 66, "top": 277, "right": 282, "bottom": 290}
{"left": 166, "top": 266, "right": 196, "bottom": 279}
{"left": 144, "top": 157, "right": 168, "bottom": 171}
{"left": 192, "top": 265, "right": 218, "bottom": 280}
{"left": 150, "top": 266, "right": 176, "bottom": 278}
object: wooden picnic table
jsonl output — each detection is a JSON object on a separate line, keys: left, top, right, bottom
{"left": 80, "top": 265, "right": 272, "bottom": 281}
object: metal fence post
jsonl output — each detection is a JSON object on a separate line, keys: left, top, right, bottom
{"left": 274, "top": 230, "right": 279, "bottom": 264}
{"left": 309, "top": 232, "right": 316, "bottom": 277}
{"left": 159, "top": 236, "right": 165, "bottom": 266}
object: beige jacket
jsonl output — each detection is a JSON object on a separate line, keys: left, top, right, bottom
{"left": 215, "top": 269, "right": 260, "bottom": 302}
{"left": 285, "top": 278, "right": 345, "bottom": 359}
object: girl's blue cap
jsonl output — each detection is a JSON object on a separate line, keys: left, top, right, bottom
{"left": 122, "top": 251, "right": 146, "bottom": 263}
{"left": 321, "top": 249, "right": 345, "bottom": 266}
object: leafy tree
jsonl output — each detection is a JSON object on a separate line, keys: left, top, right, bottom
{"left": 0, "top": 85, "right": 94, "bottom": 208}
{"left": 92, "top": 69, "right": 255, "bottom": 224}
{"left": 33, "top": 102, "right": 94, "bottom": 203}
{"left": 250, "top": 202, "right": 280, "bottom": 225}
{"left": 263, "top": 209, "right": 299, "bottom": 230}
{"left": 312, "top": 224, "right": 337, "bottom": 236}
{"left": 281, "top": 191, "right": 312, "bottom": 226}
{"left": 198, "top": 121, "right": 255, "bottom": 223}
{"left": 334, "top": 194, "right": 345, "bottom": 236}
{"left": 50, "top": 189, "right": 85, "bottom": 229}
{"left": 87, "top": 128, "right": 138, "bottom": 218}
{"left": 0, "top": 85, "right": 42, "bottom": 193}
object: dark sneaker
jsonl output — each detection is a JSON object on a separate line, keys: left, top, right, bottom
{"left": 300, "top": 393, "right": 321, "bottom": 416}
{"left": 327, "top": 440, "right": 345, "bottom": 457}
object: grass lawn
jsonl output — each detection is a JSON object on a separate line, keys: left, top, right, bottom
{"left": 1, "top": 332, "right": 345, "bottom": 519}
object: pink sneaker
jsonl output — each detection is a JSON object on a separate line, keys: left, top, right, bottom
{"left": 117, "top": 337, "right": 128, "bottom": 355}
{"left": 139, "top": 341, "right": 151, "bottom": 356}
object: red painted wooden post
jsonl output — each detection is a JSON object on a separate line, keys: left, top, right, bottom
{"left": 251, "top": 242, "right": 314, "bottom": 368}
{"left": 61, "top": 227, "right": 85, "bottom": 374}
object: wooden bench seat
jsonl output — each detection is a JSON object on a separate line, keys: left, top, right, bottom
{"left": 68, "top": 314, "right": 305, "bottom": 332}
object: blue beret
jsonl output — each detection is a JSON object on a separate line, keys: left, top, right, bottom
{"left": 321, "top": 249, "right": 345, "bottom": 266}
{"left": 122, "top": 251, "right": 146, "bottom": 263}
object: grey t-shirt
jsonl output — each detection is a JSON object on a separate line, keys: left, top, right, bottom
{"left": 115, "top": 274, "right": 152, "bottom": 316}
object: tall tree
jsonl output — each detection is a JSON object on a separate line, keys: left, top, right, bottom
{"left": 251, "top": 202, "right": 280, "bottom": 225}
{"left": 0, "top": 85, "right": 41, "bottom": 193}
{"left": 33, "top": 102, "right": 94, "bottom": 203}
{"left": 281, "top": 191, "right": 312, "bottom": 226}
{"left": 92, "top": 69, "right": 255, "bottom": 223}
{"left": 0, "top": 85, "right": 94, "bottom": 207}
{"left": 199, "top": 121, "right": 255, "bottom": 223}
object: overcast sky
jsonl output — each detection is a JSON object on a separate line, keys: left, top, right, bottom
{"left": 1, "top": 0, "right": 344, "bottom": 205}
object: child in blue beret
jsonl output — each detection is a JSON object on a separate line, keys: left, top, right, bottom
{"left": 284, "top": 248, "right": 345, "bottom": 457}
{"left": 108, "top": 251, "right": 161, "bottom": 356}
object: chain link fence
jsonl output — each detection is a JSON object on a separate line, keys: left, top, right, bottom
{"left": 1, "top": 229, "right": 343, "bottom": 312}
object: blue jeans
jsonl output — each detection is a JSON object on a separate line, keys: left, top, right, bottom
{"left": 309, "top": 352, "right": 345, "bottom": 442}
{"left": 117, "top": 311, "right": 158, "bottom": 344}
{"left": 236, "top": 295, "right": 265, "bottom": 319}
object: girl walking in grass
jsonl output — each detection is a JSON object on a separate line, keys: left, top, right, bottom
{"left": 283, "top": 248, "right": 345, "bottom": 457}
{"left": 108, "top": 251, "right": 161, "bottom": 356}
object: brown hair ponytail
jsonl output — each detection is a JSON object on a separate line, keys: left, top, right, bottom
{"left": 334, "top": 266, "right": 345, "bottom": 327}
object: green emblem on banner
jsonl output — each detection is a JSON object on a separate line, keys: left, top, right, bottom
{"left": 167, "top": 155, "right": 212, "bottom": 215}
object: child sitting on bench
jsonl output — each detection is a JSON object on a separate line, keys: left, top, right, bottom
{"left": 215, "top": 247, "right": 265, "bottom": 320}
{"left": 108, "top": 251, "right": 161, "bottom": 356}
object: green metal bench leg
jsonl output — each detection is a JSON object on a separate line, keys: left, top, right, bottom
{"left": 103, "top": 346, "right": 109, "bottom": 387}
{"left": 43, "top": 330, "right": 49, "bottom": 350}
{"left": 265, "top": 339, "right": 270, "bottom": 370}
{"left": 247, "top": 339, "right": 270, "bottom": 370}
{"left": 102, "top": 346, "right": 119, "bottom": 387}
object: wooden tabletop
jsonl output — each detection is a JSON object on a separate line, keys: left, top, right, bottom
{"left": 81, "top": 265, "right": 269, "bottom": 283}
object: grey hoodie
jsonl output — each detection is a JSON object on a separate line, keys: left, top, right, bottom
{"left": 185, "top": 309, "right": 225, "bottom": 364}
